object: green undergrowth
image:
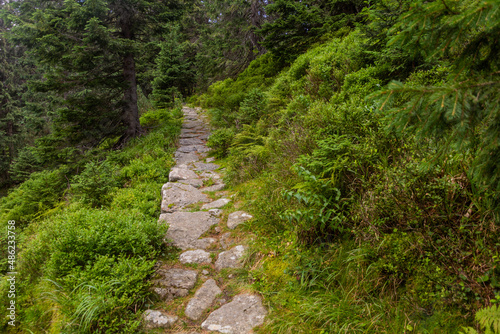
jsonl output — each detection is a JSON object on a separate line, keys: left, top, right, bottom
{"left": 197, "top": 27, "right": 500, "bottom": 333}
{"left": 0, "top": 105, "right": 182, "bottom": 333}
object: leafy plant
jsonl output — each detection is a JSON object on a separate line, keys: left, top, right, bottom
{"left": 207, "top": 128, "right": 236, "bottom": 158}
{"left": 461, "top": 304, "right": 500, "bottom": 334}
{"left": 71, "top": 160, "right": 119, "bottom": 207}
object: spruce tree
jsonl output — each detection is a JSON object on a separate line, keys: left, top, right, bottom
{"left": 12, "top": 0, "right": 183, "bottom": 150}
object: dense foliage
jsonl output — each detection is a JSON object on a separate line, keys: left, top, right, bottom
{"left": 1, "top": 0, "right": 498, "bottom": 331}
{"left": 193, "top": 0, "right": 500, "bottom": 331}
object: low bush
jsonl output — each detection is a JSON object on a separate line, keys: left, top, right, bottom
{"left": 207, "top": 128, "right": 236, "bottom": 158}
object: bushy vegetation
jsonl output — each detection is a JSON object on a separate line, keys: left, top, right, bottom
{"left": 0, "top": 105, "right": 182, "bottom": 332}
{"left": 195, "top": 3, "right": 500, "bottom": 330}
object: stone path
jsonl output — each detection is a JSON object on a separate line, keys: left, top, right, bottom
{"left": 143, "top": 107, "right": 267, "bottom": 333}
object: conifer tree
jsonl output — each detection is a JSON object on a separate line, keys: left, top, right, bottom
{"left": 379, "top": 0, "right": 500, "bottom": 212}
{"left": 12, "top": 0, "right": 183, "bottom": 150}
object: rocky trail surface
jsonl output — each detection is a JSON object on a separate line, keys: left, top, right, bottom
{"left": 143, "top": 107, "right": 267, "bottom": 333}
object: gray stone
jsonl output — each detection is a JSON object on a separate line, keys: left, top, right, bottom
{"left": 153, "top": 287, "right": 189, "bottom": 301}
{"left": 175, "top": 152, "right": 199, "bottom": 164}
{"left": 177, "top": 145, "right": 198, "bottom": 153}
{"left": 202, "top": 183, "right": 226, "bottom": 192}
{"left": 180, "top": 249, "right": 212, "bottom": 264}
{"left": 191, "top": 237, "right": 217, "bottom": 249}
{"left": 160, "top": 211, "right": 219, "bottom": 249}
{"left": 180, "top": 138, "right": 204, "bottom": 146}
{"left": 155, "top": 268, "right": 198, "bottom": 289}
{"left": 201, "top": 198, "right": 231, "bottom": 210}
{"left": 227, "top": 211, "right": 253, "bottom": 229}
{"left": 161, "top": 182, "right": 209, "bottom": 212}
{"left": 209, "top": 209, "right": 222, "bottom": 217}
{"left": 202, "top": 269, "right": 209, "bottom": 275}
{"left": 206, "top": 157, "right": 216, "bottom": 163}
{"left": 220, "top": 233, "right": 232, "bottom": 250}
{"left": 143, "top": 310, "right": 178, "bottom": 329}
{"left": 201, "top": 294, "right": 267, "bottom": 333}
{"left": 180, "top": 132, "right": 201, "bottom": 138}
{"left": 215, "top": 245, "right": 246, "bottom": 270}
{"left": 184, "top": 121, "right": 204, "bottom": 129}
{"left": 193, "top": 162, "right": 220, "bottom": 171}
{"left": 199, "top": 133, "right": 210, "bottom": 140}
{"left": 180, "top": 128, "right": 198, "bottom": 135}
{"left": 194, "top": 145, "right": 211, "bottom": 153}
{"left": 185, "top": 279, "right": 222, "bottom": 321}
{"left": 179, "top": 178, "right": 204, "bottom": 188}
{"left": 200, "top": 171, "right": 222, "bottom": 181}
{"left": 169, "top": 167, "right": 199, "bottom": 182}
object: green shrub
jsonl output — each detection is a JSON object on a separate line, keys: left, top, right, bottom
{"left": 110, "top": 181, "right": 161, "bottom": 218}
{"left": 0, "top": 168, "right": 68, "bottom": 224}
{"left": 19, "top": 208, "right": 165, "bottom": 280}
{"left": 139, "top": 108, "right": 173, "bottom": 127}
{"left": 71, "top": 160, "right": 119, "bottom": 207}
{"left": 52, "top": 255, "right": 155, "bottom": 333}
{"left": 238, "top": 88, "right": 268, "bottom": 126}
{"left": 207, "top": 128, "right": 236, "bottom": 158}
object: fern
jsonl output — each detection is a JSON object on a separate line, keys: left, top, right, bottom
{"left": 461, "top": 305, "right": 500, "bottom": 334}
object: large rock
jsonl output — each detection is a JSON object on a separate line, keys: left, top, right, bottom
{"left": 185, "top": 279, "right": 222, "bottom": 320}
{"left": 177, "top": 146, "right": 198, "bottom": 153}
{"left": 202, "top": 183, "right": 226, "bottom": 192}
{"left": 160, "top": 211, "right": 219, "bottom": 249}
{"left": 175, "top": 152, "right": 199, "bottom": 164}
{"left": 161, "top": 182, "right": 209, "bottom": 212}
{"left": 227, "top": 211, "right": 253, "bottom": 229}
{"left": 180, "top": 138, "right": 204, "bottom": 146}
{"left": 179, "top": 178, "right": 204, "bottom": 188}
{"left": 201, "top": 294, "right": 267, "bottom": 333}
{"left": 201, "top": 198, "right": 231, "bottom": 210}
{"left": 153, "top": 287, "right": 189, "bottom": 301}
{"left": 184, "top": 121, "right": 204, "bottom": 129}
{"left": 215, "top": 245, "right": 246, "bottom": 270}
{"left": 154, "top": 268, "right": 198, "bottom": 289}
{"left": 180, "top": 249, "right": 212, "bottom": 264}
{"left": 169, "top": 167, "right": 199, "bottom": 182}
{"left": 193, "top": 162, "right": 220, "bottom": 171}
{"left": 143, "top": 310, "right": 178, "bottom": 329}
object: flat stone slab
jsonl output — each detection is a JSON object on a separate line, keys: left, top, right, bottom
{"left": 193, "top": 162, "right": 220, "bottom": 171}
{"left": 180, "top": 249, "right": 212, "bottom": 264}
{"left": 179, "top": 178, "right": 204, "bottom": 188}
{"left": 227, "top": 211, "right": 253, "bottom": 229}
{"left": 161, "top": 182, "right": 209, "bottom": 212}
{"left": 180, "top": 138, "right": 204, "bottom": 146}
{"left": 185, "top": 279, "right": 222, "bottom": 320}
{"left": 215, "top": 245, "right": 246, "bottom": 270}
{"left": 201, "top": 294, "right": 267, "bottom": 333}
{"left": 177, "top": 146, "right": 198, "bottom": 153}
{"left": 160, "top": 211, "right": 219, "bottom": 249}
{"left": 200, "top": 171, "right": 222, "bottom": 181}
{"left": 194, "top": 145, "right": 211, "bottom": 153}
{"left": 184, "top": 121, "right": 204, "bottom": 129}
{"left": 155, "top": 268, "right": 198, "bottom": 289}
{"left": 175, "top": 152, "right": 199, "bottom": 164}
{"left": 202, "top": 183, "right": 226, "bottom": 192}
{"left": 143, "top": 310, "right": 178, "bottom": 329}
{"left": 206, "top": 157, "right": 216, "bottom": 163}
{"left": 169, "top": 167, "right": 199, "bottom": 182}
{"left": 201, "top": 198, "right": 231, "bottom": 210}
{"left": 153, "top": 287, "right": 189, "bottom": 301}
{"left": 180, "top": 132, "right": 203, "bottom": 138}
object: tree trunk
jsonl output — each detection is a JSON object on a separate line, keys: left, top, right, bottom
{"left": 118, "top": 10, "right": 143, "bottom": 145}
{"left": 121, "top": 51, "right": 142, "bottom": 141}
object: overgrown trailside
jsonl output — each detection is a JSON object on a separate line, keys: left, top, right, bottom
{"left": 192, "top": 13, "right": 500, "bottom": 332}
{"left": 0, "top": 105, "right": 182, "bottom": 333}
